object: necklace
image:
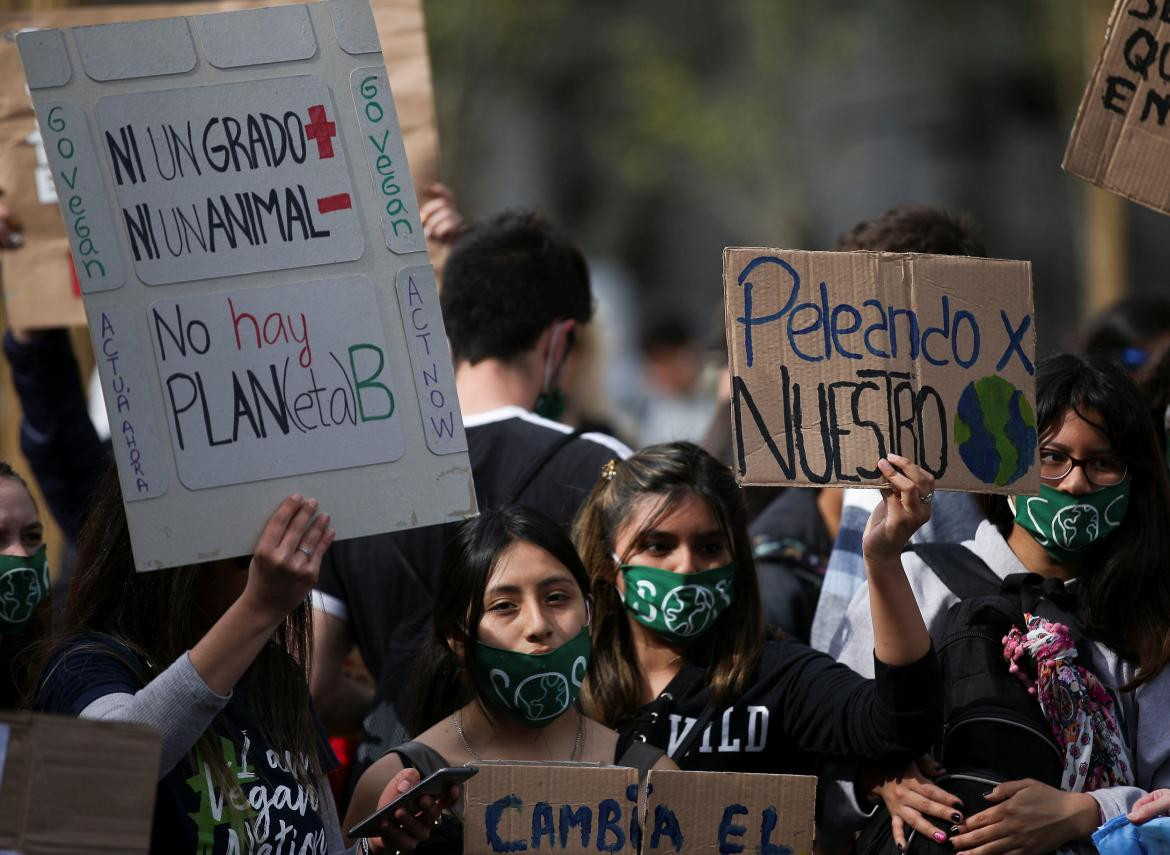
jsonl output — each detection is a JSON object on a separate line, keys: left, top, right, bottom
{"left": 454, "top": 707, "right": 584, "bottom": 762}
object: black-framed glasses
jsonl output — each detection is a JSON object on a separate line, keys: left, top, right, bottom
{"left": 1039, "top": 449, "right": 1128, "bottom": 487}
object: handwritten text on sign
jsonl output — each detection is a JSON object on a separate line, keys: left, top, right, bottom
{"left": 147, "top": 275, "right": 405, "bottom": 490}
{"left": 463, "top": 765, "right": 814, "bottom": 855}
{"left": 724, "top": 249, "right": 1038, "bottom": 493}
{"left": 95, "top": 76, "right": 363, "bottom": 285}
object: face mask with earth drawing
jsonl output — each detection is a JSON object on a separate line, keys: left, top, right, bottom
{"left": 470, "top": 626, "right": 591, "bottom": 728}
{"left": 1010, "top": 481, "right": 1131, "bottom": 563}
{"left": 619, "top": 561, "right": 736, "bottom": 644}
{"left": 0, "top": 545, "right": 50, "bottom": 635}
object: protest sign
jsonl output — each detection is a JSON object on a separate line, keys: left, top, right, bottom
{"left": 0, "top": 712, "right": 160, "bottom": 854}
{"left": 17, "top": 0, "right": 473, "bottom": 570}
{"left": 724, "top": 249, "right": 1038, "bottom": 494}
{"left": 0, "top": 0, "right": 439, "bottom": 329}
{"left": 463, "top": 764, "right": 643, "bottom": 855}
{"left": 1064, "top": 0, "right": 1170, "bottom": 215}
{"left": 642, "top": 769, "right": 815, "bottom": 854}
{"left": 462, "top": 763, "right": 816, "bottom": 855}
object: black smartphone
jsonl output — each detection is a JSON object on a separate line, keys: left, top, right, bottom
{"left": 347, "top": 766, "right": 478, "bottom": 839}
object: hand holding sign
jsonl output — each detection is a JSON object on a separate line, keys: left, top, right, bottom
{"left": 862, "top": 454, "right": 935, "bottom": 563}
{"left": 242, "top": 494, "right": 333, "bottom": 629}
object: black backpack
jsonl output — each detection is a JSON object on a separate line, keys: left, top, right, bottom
{"left": 857, "top": 542, "right": 1083, "bottom": 855}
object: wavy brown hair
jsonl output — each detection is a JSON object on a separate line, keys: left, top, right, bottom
{"left": 32, "top": 466, "right": 320, "bottom": 802}
{"left": 575, "top": 442, "right": 763, "bottom": 727}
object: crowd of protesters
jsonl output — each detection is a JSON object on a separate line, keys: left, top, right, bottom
{"left": 2, "top": 193, "right": 1170, "bottom": 855}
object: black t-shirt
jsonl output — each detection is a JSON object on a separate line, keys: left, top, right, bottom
{"left": 314, "top": 407, "right": 629, "bottom": 756}
{"left": 36, "top": 635, "right": 337, "bottom": 855}
{"left": 615, "top": 639, "right": 941, "bottom": 775}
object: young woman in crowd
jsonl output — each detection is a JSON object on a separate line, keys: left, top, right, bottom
{"left": 34, "top": 468, "right": 445, "bottom": 855}
{"left": 573, "top": 442, "right": 943, "bottom": 800}
{"left": 345, "top": 506, "right": 675, "bottom": 852}
{"left": 0, "top": 462, "right": 49, "bottom": 708}
{"left": 834, "top": 353, "right": 1170, "bottom": 855}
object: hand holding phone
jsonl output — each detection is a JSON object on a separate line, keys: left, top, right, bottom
{"left": 348, "top": 766, "right": 477, "bottom": 840}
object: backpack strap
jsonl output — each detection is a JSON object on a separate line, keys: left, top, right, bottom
{"left": 507, "top": 428, "right": 586, "bottom": 504}
{"left": 616, "top": 741, "right": 666, "bottom": 780}
{"left": 387, "top": 740, "right": 449, "bottom": 778}
{"left": 909, "top": 542, "right": 1003, "bottom": 601}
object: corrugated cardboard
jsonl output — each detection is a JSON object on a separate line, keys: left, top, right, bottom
{"left": 643, "top": 769, "right": 815, "bottom": 855}
{"left": 0, "top": 0, "right": 439, "bottom": 329}
{"left": 461, "top": 763, "right": 817, "bottom": 855}
{"left": 724, "top": 248, "right": 1038, "bottom": 494}
{"left": 1063, "top": 0, "right": 1170, "bottom": 215}
{"left": 463, "top": 763, "right": 642, "bottom": 855}
{"left": 0, "top": 712, "right": 160, "bottom": 855}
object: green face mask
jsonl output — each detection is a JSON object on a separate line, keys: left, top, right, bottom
{"left": 471, "top": 626, "right": 591, "bottom": 728}
{"left": 0, "top": 545, "right": 50, "bottom": 634}
{"left": 532, "top": 388, "right": 566, "bottom": 421}
{"left": 1012, "top": 481, "right": 1131, "bottom": 562}
{"left": 619, "top": 562, "right": 735, "bottom": 643}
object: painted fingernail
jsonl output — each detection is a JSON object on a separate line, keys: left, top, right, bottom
{"left": 981, "top": 790, "right": 994, "bottom": 798}
{"left": 895, "top": 846, "right": 902, "bottom": 853}
{"left": 932, "top": 830, "right": 948, "bottom": 843}
{"left": 950, "top": 825, "right": 961, "bottom": 835}
{"left": 951, "top": 812, "right": 962, "bottom": 823}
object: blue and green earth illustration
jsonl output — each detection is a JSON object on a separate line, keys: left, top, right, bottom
{"left": 954, "top": 375, "right": 1037, "bottom": 487}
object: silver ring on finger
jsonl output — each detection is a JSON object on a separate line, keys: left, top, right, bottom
{"left": 920, "top": 491, "right": 934, "bottom": 504}
{"left": 297, "top": 545, "right": 313, "bottom": 556}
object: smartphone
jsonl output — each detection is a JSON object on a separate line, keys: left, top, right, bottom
{"left": 347, "top": 766, "right": 478, "bottom": 839}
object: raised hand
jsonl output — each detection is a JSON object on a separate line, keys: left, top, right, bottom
{"left": 862, "top": 454, "right": 935, "bottom": 563}
{"left": 241, "top": 494, "right": 333, "bottom": 628}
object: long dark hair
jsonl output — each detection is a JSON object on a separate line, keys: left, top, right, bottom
{"left": 408, "top": 505, "right": 591, "bottom": 735}
{"left": 983, "top": 353, "right": 1170, "bottom": 685}
{"left": 574, "top": 442, "right": 764, "bottom": 728}
{"left": 33, "top": 466, "right": 319, "bottom": 795}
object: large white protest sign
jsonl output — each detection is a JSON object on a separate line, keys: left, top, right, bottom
{"left": 18, "top": 0, "right": 474, "bottom": 570}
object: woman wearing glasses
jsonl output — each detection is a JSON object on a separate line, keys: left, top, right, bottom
{"left": 830, "top": 353, "right": 1170, "bottom": 855}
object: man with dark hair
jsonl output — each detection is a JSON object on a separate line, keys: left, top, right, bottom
{"left": 310, "top": 210, "right": 629, "bottom": 780}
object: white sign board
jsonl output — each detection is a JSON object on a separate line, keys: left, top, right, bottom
{"left": 18, "top": 0, "right": 474, "bottom": 571}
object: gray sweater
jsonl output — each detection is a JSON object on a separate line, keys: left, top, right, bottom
{"left": 78, "top": 651, "right": 351, "bottom": 854}
{"left": 828, "top": 520, "right": 1170, "bottom": 851}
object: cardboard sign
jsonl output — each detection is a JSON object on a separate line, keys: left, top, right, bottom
{"left": 17, "top": 0, "right": 474, "bottom": 571}
{"left": 724, "top": 249, "right": 1038, "bottom": 494}
{"left": 643, "top": 770, "right": 815, "bottom": 854}
{"left": 461, "top": 763, "right": 816, "bottom": 855}
{"left": 0, "top": 712, "right": 161, "bottom": 854}
{"left": 1064, "top": 0, "right": 1170, "bottom": 215}
{"left": 0, "top": 0, "right": 439, "bottom": 329}
{"left": 464, "top": 764, "right": 642, "bottom": 855}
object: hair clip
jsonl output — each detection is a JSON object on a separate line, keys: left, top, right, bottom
{"left": 600, "top": 459, "right": 619, "bottom": 482}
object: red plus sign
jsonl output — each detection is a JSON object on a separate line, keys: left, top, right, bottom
{"left": 305, "top": 105, "right": 337, "bottom": 159}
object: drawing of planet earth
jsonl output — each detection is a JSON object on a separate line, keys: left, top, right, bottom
{"left": 954, "top": 375, "right": 1037, "bottom": 487}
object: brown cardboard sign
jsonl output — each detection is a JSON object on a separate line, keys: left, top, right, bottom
{"left": 0, "top": 712, "right": 160, "bottom": 855}
{"left": 724, "top": 249, "right": 1038, "bottom": 494}
{"left": 643, "top": 769, "right": 815, "bottom": 854}
{"left": 461, "top": 763, "right": 817, "bottom": 855}
{"left": 1064, "top": 0, "right": 1170, "bottom": 215}
{"left": 0, "top": 0, "right": 439, "bottom": 330}
{"left": 463, "top": 763, "right": 642, "bottom": 854}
